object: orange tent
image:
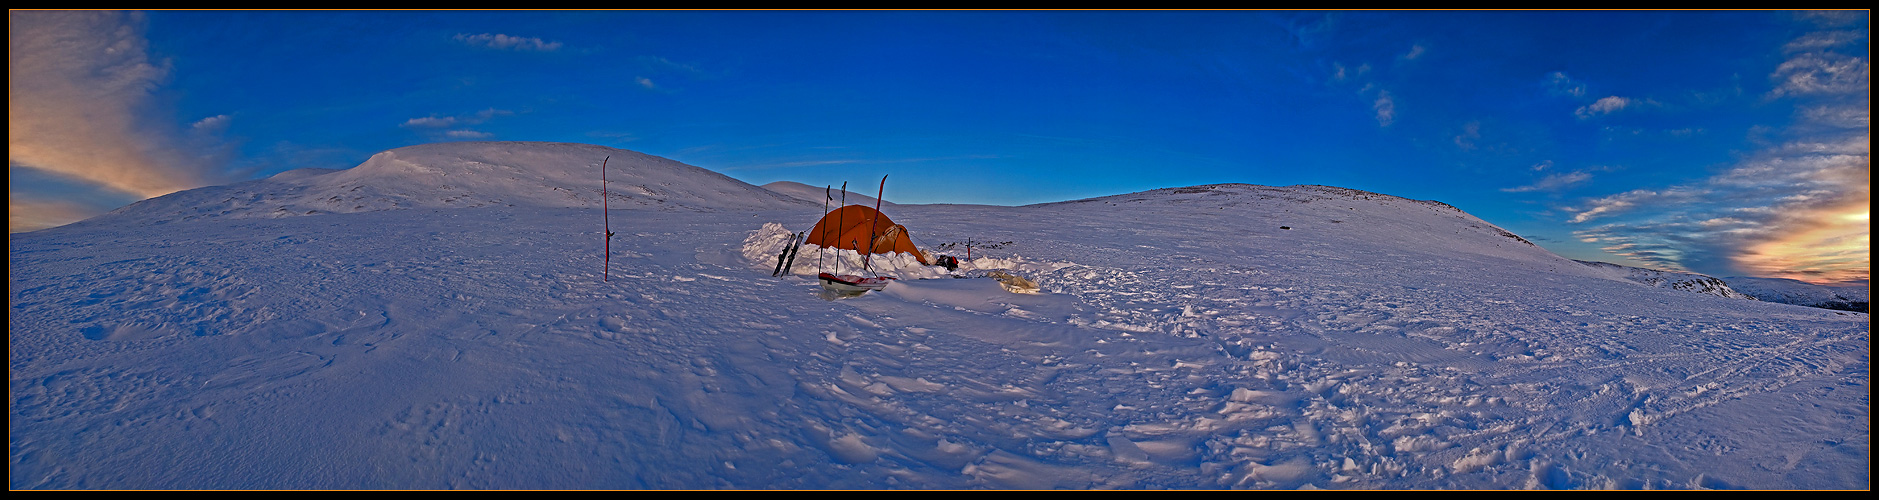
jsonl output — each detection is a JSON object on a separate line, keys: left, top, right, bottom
{"left": 807, "top": 205, "right": 930, "bottom": 265}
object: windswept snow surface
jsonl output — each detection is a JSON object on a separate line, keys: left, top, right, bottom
{"left": 10, "top": 145, "right": 1869, "bottom": 490}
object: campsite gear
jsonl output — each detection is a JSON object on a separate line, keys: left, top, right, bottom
{"left": 805, "top": 207, "right": 931, "bottom": 265}
{"left": 936, "top": 255, "right": 958, "bottom": 271}
{"left": 772, "top": 244, "right": 789, "bottom": 277}
{"left": 818, "top": 272, "right": 895, "bottom": 293}
{"left": 781, "top": 231, "right": 805, "bottom": 276}
{"left": 987, "top": 270, "right": 1039, "bottom": 294}
{"left": 813, "top": 176, "right": 914, "bottom": 295}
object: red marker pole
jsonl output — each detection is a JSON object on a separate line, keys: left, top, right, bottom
{"left": 602, "top": 156, "right": 612, "bottom": 282}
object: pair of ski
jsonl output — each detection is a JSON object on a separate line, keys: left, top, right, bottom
{"left": 772, "top": 231, "right": 806, "bottom": 277}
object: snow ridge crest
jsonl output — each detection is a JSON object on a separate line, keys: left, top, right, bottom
{"left": 94, "top": 141, "right": 811, "bottom": 226}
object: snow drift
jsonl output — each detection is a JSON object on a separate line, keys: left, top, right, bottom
{"left": 1574, "top": 260, "right": 1757, "bottom": 300}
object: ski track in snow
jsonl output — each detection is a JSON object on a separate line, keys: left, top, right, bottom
{"left": 10, "top": 156, "right": 1869, "bottom": 490}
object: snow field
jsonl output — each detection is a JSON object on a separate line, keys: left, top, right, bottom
{"left": 10, "top": 144, "right": 1866, "bottom": 489}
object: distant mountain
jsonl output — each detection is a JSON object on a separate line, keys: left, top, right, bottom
{"left": 1722, "top": 276, "right": 1870, "bottom": 313}
{"left": 1031, "top": 183, "right": 1570, "bottom": 269}
{"left": 761, "top": 180, "right": 894, "bottom": 209}
{"left": 90, "top": 141, "right": 811, "bottom": 226}
{"left": 1573, "top": 260, "right": 1757, "bottom": 300}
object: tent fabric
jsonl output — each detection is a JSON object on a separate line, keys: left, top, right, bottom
{"left": 807, "top": 204, "right": 931, "bottom": 265}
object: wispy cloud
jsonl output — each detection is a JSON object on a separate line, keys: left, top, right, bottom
{"left": 1799, "top": 104, "right": 1869, "bottom": 128}
{"left": 454, "top": 33, "right": 562, "bottom": 51}
{"left": 10, "top": 11, "right": 199, "bottom": 197}
{"left": 402, "top": 116, "right": 458, "bottom": 128}
{"left": 192, "top": 114, "right": 232, "bottom": 132}
{"left": 9, "top": 10, "right": 232, "bottom": 231}
{"left": 1568, "top": 188, "right": 1687, "bottom": 224}
{"left": 1769, "top": 53, "right": 1869, "bottom": 96}
{"left": 1574, "top": 96, "right": 1631, "bottom": 119}
{"left": 1564, "top": 20, "right": 1868, "bottom": 283}
{"left": 400, "top": 108, "right": 514, "bottom": 140}
{"left": 1503, "top": 171, "right": 1592, "bottom": 193}
{"left": 637, "top": 55, "right": 703, "bottom": 75}
{"left": 1400, "top": 43, "right": 1425, "bottom": 61}
{"left": 1546, "top": 71, "right": 1587, "bottom": 98}
{"left": 719, "top": 154, "right": 1003, "bottom": 172}
{"left": 1453, "top": 121, "right": 1480, "bottom": 150}
{"left": 1783, "top": 30, "right": 1862, "bottom": 52}
{"left": 1374, "top": 90, "right": 1395, "bottom": 127}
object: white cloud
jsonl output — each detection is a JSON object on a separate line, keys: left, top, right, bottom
{"left": 403, "top": 109, "right": 513, "bottom": 129}
{"left": 1567, "top": 189, "right": 1669, "bottom": 224}
{"left": 1574, "top": 96, "right": 1630, "bottom": 119}
{"left": 1795, "top": 10, "right": 1866, "bottom": 28}
{"left": 1799, "top": 105, "right": 1869, "bottom": 128}
{"left": 454, "top": 33, "right": 562, "bottom": 51}
{"left": 1374, "top": 90, "right": 1395, "bottom": 127}
{"left": 1401, "top": 44, "right": 1425, "bottom": 61}
{"left": 1783, "top": 30, "right": 1862, "bottom": 52}
{"left": 191, "top": 114, "right": 232, "bottom": 131}
{"left": 636, "top": 77, "right": 656, "bottom": 90}
{"left": 1770, "top": 53, "right": 1869, "bottom": 96}
{"left": 1503, "top": 171, "right": 1592, "bottom": 193}
{"left": 402, "top": 116, "right": 458, "bottom": 128}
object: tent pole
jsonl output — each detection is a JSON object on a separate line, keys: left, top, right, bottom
{"left": 864, "top": 175, "right": 886, "bottom": 272}
{"left": 838, "top": 182, "right": 847, "bottom": 276}
{"left": 818, "top": 185, "right": 830, "bottom": 274}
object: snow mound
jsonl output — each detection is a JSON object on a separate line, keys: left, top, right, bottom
{"left": 1575, "top": 260, "right": 1758, "bottom": 300}
{"left": 94, "top": 141, "right": 811, "bottom": 226}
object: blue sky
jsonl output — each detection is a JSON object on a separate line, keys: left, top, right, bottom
{"left": 9, "top": 10, "right": 1869, "bottom": 284}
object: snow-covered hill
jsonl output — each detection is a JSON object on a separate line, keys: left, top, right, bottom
{"left": 1573, "top": 260, "right": 1758, "bottom": 300}
{"left": 87, "top": 141, "right": 811, "bottom": 226}
{"left": 1722, "top": 276, "right": 1870, "bottom": 313}
{"left": 761, "top": 180, "right": 895, "bottom": 209}
{"left": 10, "top": 142, "right": 1868, "bottom": 490}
